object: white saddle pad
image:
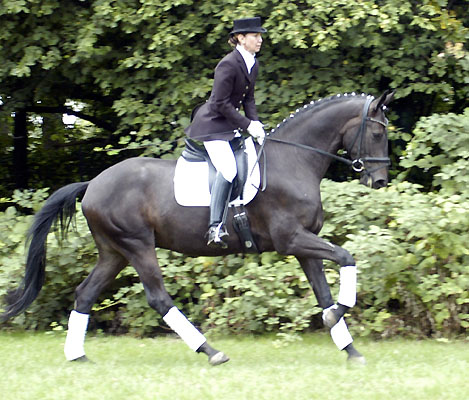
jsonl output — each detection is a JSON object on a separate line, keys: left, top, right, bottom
{"left": 174, "top": 137, "right": 261, "bottom": 207}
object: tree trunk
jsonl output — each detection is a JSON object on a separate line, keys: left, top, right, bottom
{"left": 13, "top": 110, "right": 28, "bottom": 189}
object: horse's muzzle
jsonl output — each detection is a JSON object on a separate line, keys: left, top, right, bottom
{"left": 372, "top": 178, "right": 388, "bottom": 189}
{"left": 360, "top": 173, "right": 388, "bottom": 189}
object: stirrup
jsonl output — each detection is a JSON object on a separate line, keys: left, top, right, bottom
{"left": 206, "top": 224, "right": 228, "bottom": 249}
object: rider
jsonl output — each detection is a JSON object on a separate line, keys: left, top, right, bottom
{"left": 185, "top": 17, "right": 267, "bottom": 248}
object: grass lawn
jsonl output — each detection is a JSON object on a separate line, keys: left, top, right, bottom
{"left": 0, "top": 331, "right": 467, "bottom": 400}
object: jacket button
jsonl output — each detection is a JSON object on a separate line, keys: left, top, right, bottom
{"left": 235, "top": 108, "right": 239, "bottom": 111}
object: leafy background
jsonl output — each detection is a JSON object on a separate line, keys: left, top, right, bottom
{"left": 1, "top": 110, "right": 468, "bottom": 338}
{"left": 0, "top": 0, "right": 468, "bottom": 339}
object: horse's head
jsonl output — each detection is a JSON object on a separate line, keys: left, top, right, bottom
{"left": 343, "top": 91, "right": 395, "bottom": 189}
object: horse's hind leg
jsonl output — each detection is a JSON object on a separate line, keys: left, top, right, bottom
{"left": 64, "top": 248, "right": 127, "bottom": 361}
{"left": 298, "top": 257, "right": 365, "bottom": 365}
{"left": 126, "top": 247, "right": 229, "bottom": 366}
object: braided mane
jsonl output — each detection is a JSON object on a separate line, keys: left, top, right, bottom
{"left": 270, "top": 93, "right": 374, "bottom": 135}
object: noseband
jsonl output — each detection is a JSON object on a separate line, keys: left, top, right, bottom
{"left": 265, "top": 96, "right": 391, "bottom": 175}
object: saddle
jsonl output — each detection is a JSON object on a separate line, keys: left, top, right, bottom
{"left": 181, "top": 136, "right": 248, "bottom": 202}
{"left": 180, "top": 136, "right": 259, "bottom": 253}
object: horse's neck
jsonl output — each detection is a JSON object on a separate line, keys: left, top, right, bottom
{"left": 298, "top": 106, "right": 348, "bottom": 150}
{"left": 272, "top": 108, "right": 348, "bottom": 180}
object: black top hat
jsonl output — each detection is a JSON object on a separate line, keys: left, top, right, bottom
{"left": 230, "top": 17, "right": 267, "bottom": 35}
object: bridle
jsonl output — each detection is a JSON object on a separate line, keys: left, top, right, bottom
{"left": 346, "top": 96, "right": 391, "bottom": 173}
{"left": 264, "top": 96, "right": 391, "bottom": 175}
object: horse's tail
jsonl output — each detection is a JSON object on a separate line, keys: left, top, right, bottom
{"left": 1, "top": 181, "right": 90, "bottom": 322}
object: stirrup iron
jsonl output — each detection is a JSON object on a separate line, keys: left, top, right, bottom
{"left": 207, "top": 223, "right": 228, "bottom": 248}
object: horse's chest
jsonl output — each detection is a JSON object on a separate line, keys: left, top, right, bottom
{"left": 295, "top": 194, "right": 324, "bottom": 232}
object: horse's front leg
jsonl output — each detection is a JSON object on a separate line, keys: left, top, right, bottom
{"left": 297, "top": 257, "right": 365, "bottom": 364}
{"left": 274, "top": 227, "right": 365, "bottom": 363}
{"left": 279, "top": 229, "right": 358, "bottom": 325}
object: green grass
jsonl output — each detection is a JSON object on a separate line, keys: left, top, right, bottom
{"left": 0, "top": 331, "right": 467, "bottom": 400}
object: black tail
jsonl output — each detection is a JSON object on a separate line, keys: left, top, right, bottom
{"left": 1, "top": 182, "right": 89, "bottom": 322}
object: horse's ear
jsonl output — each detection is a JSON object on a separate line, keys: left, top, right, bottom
{"left": 372, "top": 90, "right": 396, "bottom": 112}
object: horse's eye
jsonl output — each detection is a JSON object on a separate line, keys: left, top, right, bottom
{"left": 372, "top": 132, "right": 385, "bottom": 140}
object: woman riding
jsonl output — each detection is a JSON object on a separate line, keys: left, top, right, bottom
{"left": 185, "top": 17, "right": 267, "bottom": 248}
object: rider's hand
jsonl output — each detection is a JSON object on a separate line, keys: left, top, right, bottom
{"left": 247, "top": 121, "right": 265, "bottom": 145}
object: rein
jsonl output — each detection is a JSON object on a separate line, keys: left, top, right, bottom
{"left": 265, "top": 137, "right": 354, "bottom": 167}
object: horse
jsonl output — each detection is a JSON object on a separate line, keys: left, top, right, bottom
{"left": 1, "top": 90, "right": 394, "bottom": 366}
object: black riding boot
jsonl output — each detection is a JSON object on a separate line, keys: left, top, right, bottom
{"left": 207, "top": 173, "right": 232, "bottom": 248}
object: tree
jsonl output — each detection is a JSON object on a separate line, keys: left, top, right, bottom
{"left": 0, "top": 0, "right": 467, "bottom": 193}
{"left": 1, "top": 0, "right": 468, "bottom": 337}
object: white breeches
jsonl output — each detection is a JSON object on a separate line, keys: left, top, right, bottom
{"left": 203, "top": 140, "right": 237, "bottom": 183}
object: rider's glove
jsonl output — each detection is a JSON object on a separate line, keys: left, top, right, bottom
{"left": 247, "top": 120, "right": 265, "bottom": 145}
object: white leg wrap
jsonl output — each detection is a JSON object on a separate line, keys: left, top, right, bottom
{"left": 337, "top": 265, "right": 357, "bottom": 308}
{"left": 163, "top": 307, "right": 206, "bottom": 351}
{"left": 64, "top": 310, "right": 89, "bottom": 360}
{"left": 330, "top": 317, "right": 353, "bottom": 350}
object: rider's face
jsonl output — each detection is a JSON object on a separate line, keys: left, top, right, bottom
{"left": 239, "top": 33, "right": 263, "bottom": 55}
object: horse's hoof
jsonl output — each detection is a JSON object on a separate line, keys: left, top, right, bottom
{"left": 209, "top": 351, "right": 230, "bottom": 366}
{"left": 347, "top": 354, "right": 366, "bottom": 366}
{"left": 322, "top": 307, "right": 339, "bottom": 328}
{"left": 70, "top": 355, "right": 92, "bottom": 363}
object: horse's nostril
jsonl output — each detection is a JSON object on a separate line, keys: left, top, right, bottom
{"left": 373, "top": 179, "right": 387, "bottom": 189}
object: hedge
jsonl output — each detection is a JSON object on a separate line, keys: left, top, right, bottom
{"left": 1, "top": 179, "right": 467, "bottom": 339}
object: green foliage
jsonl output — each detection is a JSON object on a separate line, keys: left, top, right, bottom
{"left": 0, "top": 191, "right": 319, "bottom": 336}
{"left": 1, "top": 181, "right": 468, "bottom": 338}
{"left": 91, "top": 251, "right": 320, "bottom": 338}
{"left": 1, "top": 0, "right": 468, "bottom": 343}
{"left": 0, "top": 190, "right": 97, "bottom": 329}
{"left": 399, "top": 108, "right": 469, "bottom": 193}
{"left": 0, "top": 0, "right": 467, "bottom": 172}
{"left": 322, "top": 180, "right": 469, "bottom": 337}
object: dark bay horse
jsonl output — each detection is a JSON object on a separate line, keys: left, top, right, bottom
{"left": 2, "top": 91, "right": 394, "bottom": 365}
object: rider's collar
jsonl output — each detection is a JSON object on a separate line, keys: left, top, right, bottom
{"left": 236, "top": 45, "right": 256, "bottom": 73}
